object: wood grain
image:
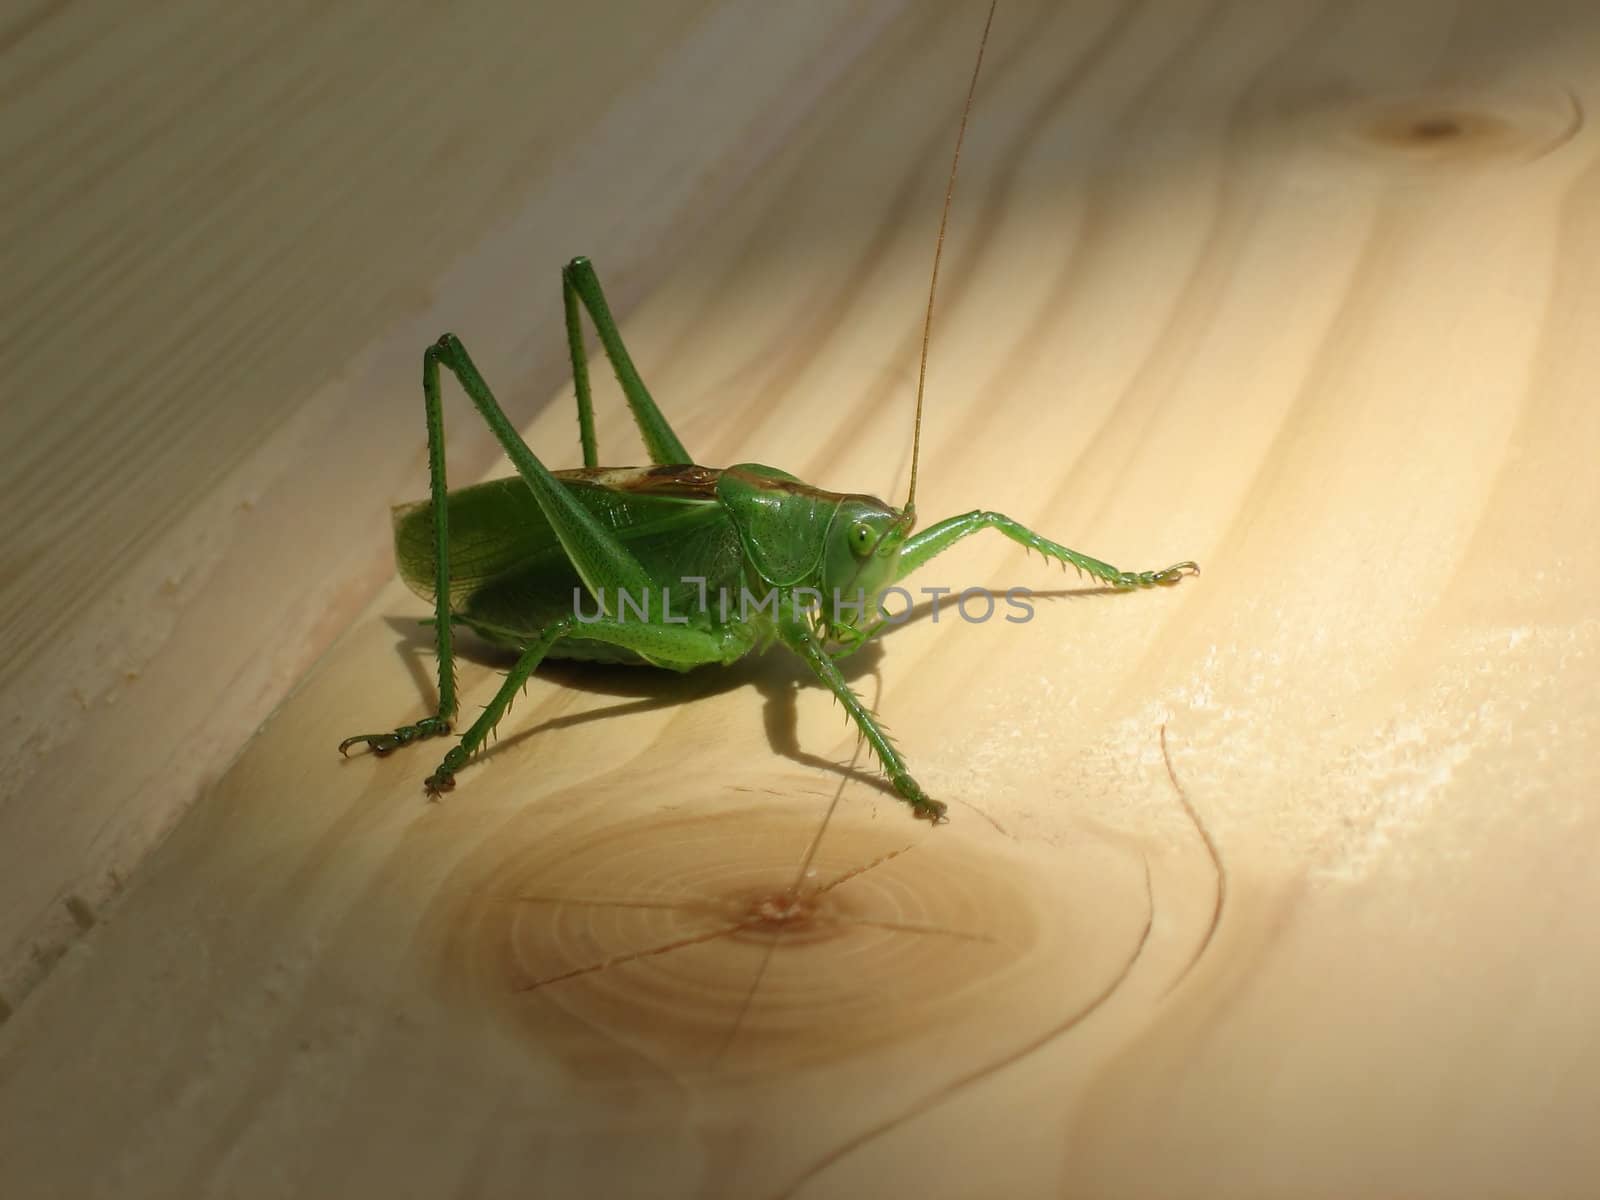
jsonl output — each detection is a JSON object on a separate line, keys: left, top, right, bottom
{"left": 4, "top": 1, "right": 1599, "bottom": 1196}
{"left": 0, "top": 0, "right": 900, "bottom": 1009}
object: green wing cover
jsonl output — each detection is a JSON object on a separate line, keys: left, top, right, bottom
{"left": 393, "top": 471, "right": 745, "bottom": 643}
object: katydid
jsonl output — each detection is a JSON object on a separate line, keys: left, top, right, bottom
{"left": 337, "top": 3, "right": 1196, "bottom": 822}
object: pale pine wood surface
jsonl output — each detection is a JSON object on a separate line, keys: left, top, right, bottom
{"left": 3, "top": 2, "right": 1599, "bottom": 1197}
{"left": 0, "top": 0, "right": 898, "bottom": 1009}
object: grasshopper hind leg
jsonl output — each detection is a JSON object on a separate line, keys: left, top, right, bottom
{"left": 338, "top": 332, "right": 470, "bottom": 767}
{"left": 338, "top": 715, "right": 453, "bottom": 759}
{"left": 339, "top": 620, "right": 458, "bottom": 761}
{"left": 421, "top": 615, "right": 754, "bottom": 797}
{"left": 341, "top": 281, "right": 702, "bottom": 792}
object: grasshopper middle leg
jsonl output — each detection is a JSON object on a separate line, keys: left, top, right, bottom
{"left": 780, "top": 616, "right": 946, "bottom": 822}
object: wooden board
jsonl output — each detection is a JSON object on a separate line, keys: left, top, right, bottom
{"left": 0, "top": 0, "right": 901, "bottom": 1010}
{"left": 3, "top": 1, "right": 1599, "bottom": 1196}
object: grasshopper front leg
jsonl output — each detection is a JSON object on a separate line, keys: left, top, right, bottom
{"left": 899, "top": 511, "right": 1197, "bottom": 589}
{"left": 825, "top": 512, "right": 1197, "bottom": 661}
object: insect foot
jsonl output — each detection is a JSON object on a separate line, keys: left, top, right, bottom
{"left": 337, "top": 715, "right": 453, "bottom": 758}
{"left": 1121, "top": 560, "right": 1200, "bottom": 588}
{"left": 1155, "top": 560, "right": 1201, "bottom": 585}
{"left": 424, "top": 745, "right": 470, "bottom": 798}
{"left": 894, "top": 775, "right": 948, "bottom": 823}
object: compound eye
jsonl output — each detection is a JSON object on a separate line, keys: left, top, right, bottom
{"left": 852, "top": 523, "right": 873, "bottom": 555}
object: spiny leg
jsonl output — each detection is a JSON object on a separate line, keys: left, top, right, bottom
{"left": 426, "top": 614, "right": 755, "bottom": 795}
{"left": 780, "top": 616, "right": 945, "bottom": 822}
{"left": 899, "top": 510, "right": 1198, "bottom": 588}
{"left": 342, "top": 330, "right": 662, "bottom": 762}
{"left": 825, "top": 511, "right": 1197, "bottom": 662}
{"left": 562, "top": 262, "right": 600, "bottom": 467}
{"left": 430, "top": 332, "right": 660, "bottom": 603}
{"left": 424, "top": 619, "right": 571, "bottom": 795}
{"left": 338, "top": 336, "right": 465, "bottom": 759}
{"left": 563, "top": 256, "right": 692, "bottom": 465}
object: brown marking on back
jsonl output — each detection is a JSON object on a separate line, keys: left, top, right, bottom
{"left": 554, "top": 464, "right": 722, "bottom": 498}
{"left": 556, "top": 464, "right": 897, "bottom": 514}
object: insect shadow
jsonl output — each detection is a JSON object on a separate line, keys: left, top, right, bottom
{"left": 377, "top": 579, "right": 1131, "bottom": 802}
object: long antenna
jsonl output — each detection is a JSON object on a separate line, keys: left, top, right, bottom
{"left": 905, "top": 0, "right": 998, "bottom": 514}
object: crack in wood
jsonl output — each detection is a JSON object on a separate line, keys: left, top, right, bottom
{"left": 776, "top": 857, "right": 1157, "bottom": 1199}
{"left": 1159, "top": 722, "right": 1226, "bottom": 997}
{"left": 512, "top": 924, "right": 747, "bottom": 993}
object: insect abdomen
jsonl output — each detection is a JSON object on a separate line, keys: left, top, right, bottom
{"left": 393, "top": 474, "right": 746, "bottom": 652}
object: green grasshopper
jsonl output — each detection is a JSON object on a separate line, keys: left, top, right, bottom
{"left": 338, "top": 5, "right": 1196, "bottom": 822}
